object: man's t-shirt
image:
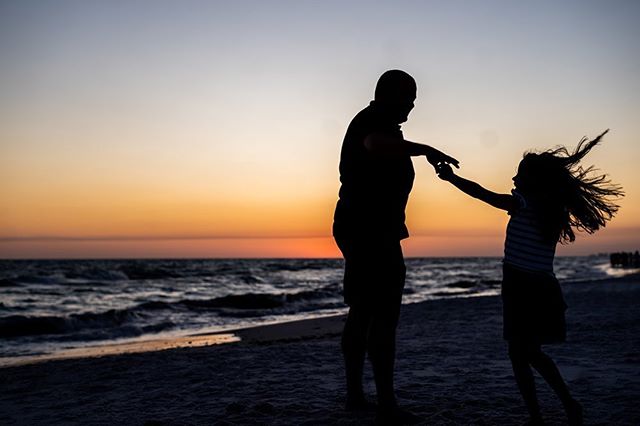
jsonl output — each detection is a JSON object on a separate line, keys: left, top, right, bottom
{"left": 333, "top": 101, "right": 415, "bottom": 241}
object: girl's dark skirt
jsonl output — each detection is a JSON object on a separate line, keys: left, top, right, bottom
{"left": 502, "top": 263, "right": 567, "bottom": 344}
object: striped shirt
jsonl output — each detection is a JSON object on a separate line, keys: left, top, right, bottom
{"left": 503, "top": 190, "right": 556, "bottom": 274}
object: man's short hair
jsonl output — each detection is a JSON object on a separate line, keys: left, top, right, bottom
{"left": 374, "top": 70, "right": 416, "bottom": 101}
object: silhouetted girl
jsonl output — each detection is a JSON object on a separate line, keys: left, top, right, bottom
{"left": 435, "top": 130, "right": 623, "bottom": 425}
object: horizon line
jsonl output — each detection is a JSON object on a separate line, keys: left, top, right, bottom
{"left": 0, "top": 253, "right": 614, "bottom": 261}
{"left": 0, "top": 235, "right": 333, "bottom": 242}
{"left": 1, "top": 226, "right": 637, "bottom": 243}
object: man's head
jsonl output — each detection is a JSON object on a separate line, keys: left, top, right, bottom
{"left": 374, "top": 70, "right": 417, "bottom": 123}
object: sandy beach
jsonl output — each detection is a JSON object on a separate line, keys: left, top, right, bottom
{"left": 1, "top": 274, "right": 638, "bottom": 425}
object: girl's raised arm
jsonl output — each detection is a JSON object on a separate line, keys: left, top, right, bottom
{"left": 435, "top": 163, "right": 517, "bottom": 212}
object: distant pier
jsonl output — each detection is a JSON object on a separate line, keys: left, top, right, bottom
{"left": 610, "top": 251, "right": 640, "bottom": 268}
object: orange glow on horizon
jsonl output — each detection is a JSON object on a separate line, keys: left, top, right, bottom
{"left": 0, "top": 189, "right": 339, "bottom": 240}
{"left": 0, "top": 237, "right": 342, "bottom": 259}
{"left": 1, "top": 225, "right": 637, "bottom": 259}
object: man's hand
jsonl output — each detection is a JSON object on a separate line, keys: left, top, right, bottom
{"left": 435, "top": 162, "right": 456, "bottom": 182}
{"left": 425, "top": 147, "right": 459, "bottom": 169}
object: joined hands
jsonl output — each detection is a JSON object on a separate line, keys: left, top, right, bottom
{"left": 425, "top": 147, "right": 459, "bottom": 170}
{"left": 435, "top": 162, "right": 456, "bottom": 181}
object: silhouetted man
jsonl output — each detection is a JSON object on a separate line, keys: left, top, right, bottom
{"left": 333, "top": 70, "right": 458, "bottom": 424}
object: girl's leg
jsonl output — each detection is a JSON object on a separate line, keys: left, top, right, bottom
{"left": 508, "top": 341, "right": 543, "bottom": 423}
{"left": 529, "top": 347, "right": 583, "bottom": 425}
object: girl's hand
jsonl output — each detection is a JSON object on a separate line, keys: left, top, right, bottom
{"left": 435, "top": 163, "right": 455, "bottom": 181}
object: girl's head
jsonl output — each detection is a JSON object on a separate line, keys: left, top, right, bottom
{"left": 512, "top": 152, "right": 567, "bottom": 195}
{"left": 513, "top": 129, "right": 624, "bottom": 243}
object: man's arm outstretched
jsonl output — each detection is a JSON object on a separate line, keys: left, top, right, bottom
{"left": 364, "top": 133, "right": 459, "bottom": 169}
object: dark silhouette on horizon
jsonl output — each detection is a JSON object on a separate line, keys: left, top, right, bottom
{"left": 435, "top": 129, "right": 623, "bottom": 426}
{"left": 610, "top": 251, "right": 640, "bottom": 268}
{"left": 333, "top": 69, "right": 458, "bottom": 424}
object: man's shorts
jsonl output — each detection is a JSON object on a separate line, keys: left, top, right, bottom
{"left": 334, "top": 236, "right": 406, "bottom": 308}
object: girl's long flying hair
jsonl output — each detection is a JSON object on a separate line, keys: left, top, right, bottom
{"left": 521, "top": 129, "right": 624, "bottom": 244}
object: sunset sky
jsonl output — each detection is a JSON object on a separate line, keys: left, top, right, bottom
{"left": 1, "top": 0, "right": 639, "bottom": 259}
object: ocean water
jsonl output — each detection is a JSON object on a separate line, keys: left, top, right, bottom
{"left": 0, "top": 255, "right": 625, "bottom": 360}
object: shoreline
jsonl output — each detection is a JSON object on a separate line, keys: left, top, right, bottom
{"left": 0, "top": 314, "right": 348, "bottom": 368}
{"left": 2, "top": 272, "right": 638, "bottom": 369}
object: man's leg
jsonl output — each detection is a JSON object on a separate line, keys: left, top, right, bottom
{"left": 341, "top": 304, "right": 372, "bottom": 408}
{"left": 368, "top": 297, "right": 402, "bottom": 409}
{"left": 336, "top": 237, "right": 373, "bottom": 408}
{"left": 367, "top": 242, "right": 420, "bottom": 424}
